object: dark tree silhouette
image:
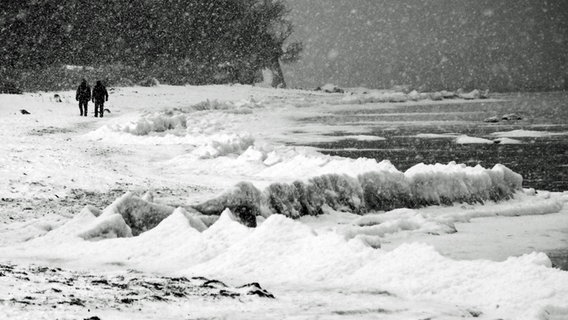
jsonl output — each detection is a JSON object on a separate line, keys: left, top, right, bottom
{"left": 0, "top": 0, "right": 302, "bottom": 89}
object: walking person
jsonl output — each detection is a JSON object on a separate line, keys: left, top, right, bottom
{"left": 92, "top": 80, "right": 109, "bottom": 118}
{"left": 75, "top": 79, "right": 91, "bottom": 116}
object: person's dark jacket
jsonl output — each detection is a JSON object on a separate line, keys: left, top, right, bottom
{"left": 92, "top": 83, "right": 108, "bottom": 103}
{"left": 76, "top": 82, "right": 91, "bottom": 102}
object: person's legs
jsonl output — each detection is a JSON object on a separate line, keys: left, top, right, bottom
{"left": 94, "top": 102, "right": 104, "bottom": 117}
{"left": 99, "top": 102, "right": 104, "bottom": 118}
{"left": 83, "top": 100, "right": 88, "bottom": 116}
{"left": 78, "top": 101, "right": 84, "bottom": 116}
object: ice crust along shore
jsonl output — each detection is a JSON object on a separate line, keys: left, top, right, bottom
{"left": 1, "top": 85, "right": 567, "bottom": 320}
{"left": 194, "top": 161, "right": 524, "bottom": 224}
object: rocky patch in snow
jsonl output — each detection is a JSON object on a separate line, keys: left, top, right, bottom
{"left": 0, "top": 263, "right": 274, "bottom": 317}
{"left": 28, "top": 126, "right": 74, "bottom": 136}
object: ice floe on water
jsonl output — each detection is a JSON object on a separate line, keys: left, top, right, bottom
{"left": 491, "top": 129, "right": 568, "bottom": 138}
{"left": 415, "top": 133, "right": 458, "bottom": 138}
{"left": 455, "top": 135, "right": 494, "bottom": 144}
{"left": 336, "top": 134, "right": 386, "bottom": 141}
{"left": 415, "top": 133, "right": 525, "bottom": 144}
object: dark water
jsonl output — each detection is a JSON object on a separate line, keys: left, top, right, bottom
{"left": 548, "top": 249, "right": 568, "bottom": 270}
{"left": 303, "top": 92, "right": 568, "bottom": 191}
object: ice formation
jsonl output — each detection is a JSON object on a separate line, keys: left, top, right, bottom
{"left": 24, "top": 161, "right": 525, "bottom": 244}
{"left": 195, "top": 162, "right": 523, "bottom": 219}
{"left": 193, "top": 182, "right": 262, "bottom": 227}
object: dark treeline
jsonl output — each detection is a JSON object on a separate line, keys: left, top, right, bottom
{"left": 0, "top": 0, "right": 302, "bottom": 91}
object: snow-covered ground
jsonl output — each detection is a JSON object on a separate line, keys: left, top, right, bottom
{"left": 0, "top": 85, "right": 567, "bottom": 320}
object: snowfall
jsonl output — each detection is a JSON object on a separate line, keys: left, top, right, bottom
{"left": 0, "top": 84, "right": 567, "bottom": 320}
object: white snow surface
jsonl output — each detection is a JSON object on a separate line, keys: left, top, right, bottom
{"left": 455, "top": 135, "right": 494, "bottom": 144}
{"left": 491, "top": 129, "right": 568, "bottom": 138}
{"left": 1, "top": 85, "right": 567, "bottom": 320}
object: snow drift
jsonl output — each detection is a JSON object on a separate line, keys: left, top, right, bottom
{"left": 3, "top": 205, "right": 567, "bottom": 320}
{"left": 118, "top": 99, "right": 263, "bottom": 137}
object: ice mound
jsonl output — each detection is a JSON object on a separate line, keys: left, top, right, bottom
{"left": 359, "top": 170, "right": 412, "bottom": 211}
{"left": 193, "top": 182, "right": 262, "bottom": 227}
{"left": 194, "top": 162, "right": 523, "bottom": 220}
{"left": 124, "top": 113, "right": 188, "bottom": 136}
{"left": 258, "top": 151, "right": 399, "bottom": 181}
{"left": 37, "top": 205, "right": 105, "bottom": 242}
{"left": 191, "top": 133, "right": 255, "bottom": 159}
{"left": 265, "top": 174, "right": 363, "bottom": 217}
{"left": 38, "top": 192, "right": 216, "bottom": 242}
{"left": 78, "top": 212, "right": 132, "bottom": 241}
{"left": 96, "top": 192, "right": 175, "bottom": 236}
{"left": 406, "top": 162, "right": 522, "bottom": 205}
{"left": 505, "top": 251, "right": 552, "bottom": 268}
{"left": 0, "top": 214, "right": 69, "bottom": 246}
{"left": 121, "top": 99, "right": 263, "bottom": 137}
{"left": 138, "top": 208, "right": 202, "bottom": 238}
{"left": 177, "top": 208, "right": 209, "bottom": 232}
{"left": 191, "top": 98, "right": 263, "bottom": 112}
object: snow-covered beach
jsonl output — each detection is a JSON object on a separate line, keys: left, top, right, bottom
{"left": 1, "top": 85, "right": 567, "bottom": 320}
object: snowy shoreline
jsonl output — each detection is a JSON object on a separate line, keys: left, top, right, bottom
{"left": 1, "top": 85, "right": 567, "bottom": 319}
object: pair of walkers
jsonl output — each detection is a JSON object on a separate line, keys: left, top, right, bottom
{"left": 76, "top": 79, "right": 108, "bottom": 117}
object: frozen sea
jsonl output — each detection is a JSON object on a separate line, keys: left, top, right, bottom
{"left": 305, "top": 92, "right": 568, "bottom": 191}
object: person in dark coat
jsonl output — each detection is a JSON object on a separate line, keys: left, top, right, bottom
{"left": 75, "top": 79, "right": 91, "bottom": 116}
{"left": 92, "top": 80, "right": 109, "bottom": 118}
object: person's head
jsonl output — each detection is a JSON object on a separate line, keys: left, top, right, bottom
{"left": 96, "top": 80, "right": 102, "bottom": 86}
{"left": 81, "top": 79, "right": 87, "bottom": 86}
